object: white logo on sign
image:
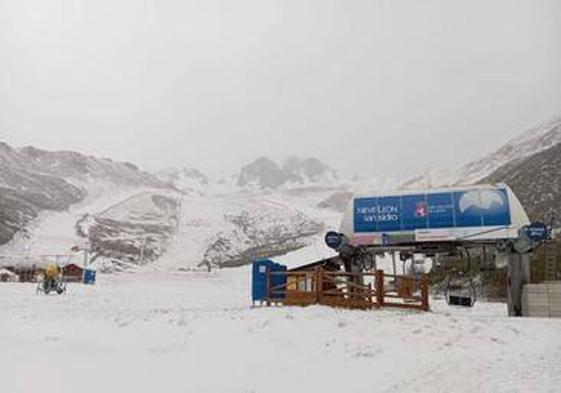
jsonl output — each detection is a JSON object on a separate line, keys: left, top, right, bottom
{"left": 459, "top": 190, "right": 504, "bottom": 213}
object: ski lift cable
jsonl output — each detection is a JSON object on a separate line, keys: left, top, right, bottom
{"left": 454, "top": 225, "right": 512, "bottom": 242}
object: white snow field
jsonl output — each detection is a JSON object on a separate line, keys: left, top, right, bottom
{"left": 2, "top": 267, "right": 561, "bottom": 393}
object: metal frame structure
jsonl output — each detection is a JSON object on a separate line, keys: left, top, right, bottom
{"left": 330, "top": 234, "right": 546, "bottom": 316}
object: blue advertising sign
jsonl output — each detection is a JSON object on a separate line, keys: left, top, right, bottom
{"left": 354, "top": 188, "right": 511, "bottom": 233}
{"left": 427, "top": 192, "right": 455, "bottom": 229}
{"left": 401, "top": 194, "right": 428, "bottom": 230}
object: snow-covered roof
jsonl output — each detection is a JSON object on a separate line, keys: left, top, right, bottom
{"left": 0, "top": 268, "right": 16, "bottom": 276}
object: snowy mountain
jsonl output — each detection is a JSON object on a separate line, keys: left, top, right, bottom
{"left": 458, "top": 117, "right": 561, "bottom": 186}
{"left": 0, "top": 142, "right": 168, "bottom": 247}
{"left": 155, "top": 167, "right": 236, "bottom": 196}
{"left": 0, "top": 165, "right": 84, "bottom": 245}
{"left": 0, "top": 143, "right": 167, "bottom": 188}
{"left": 76, "top": 191, "right": 181, "bottom": 271}
{"left": 396, "top": 116, "right": 561, "bottom": 228}
{"left": 1, "top": 142, "right": 342, "bottom": 271}
{"left": 482, "top": 142, "right": 561, "bottom": 222}
{"left": 200, "top": 201, "right": 322, "bottom": 269}
{"left": 156, "top": 167, "right": 210, "bottom": 194}
{"left": 237, "top": 156, "right": 338, "bottom": 189}
{"left": 401, "top": 117, "right": 561, "bottom": 189}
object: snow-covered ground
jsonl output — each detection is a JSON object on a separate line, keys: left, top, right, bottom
{"left": 2, "top": 266, "right": 560, "bottom": 393}
{"left": 2, "top": 162, "right": 560, "bottom": 392}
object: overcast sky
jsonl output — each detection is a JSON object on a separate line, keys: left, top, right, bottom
{"left": 1, "top": 0, "right": 560, "bottom": 178}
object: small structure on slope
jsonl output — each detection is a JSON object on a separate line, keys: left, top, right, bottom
{"left": 0, "top": 268, "right": 17, "bottom": 282}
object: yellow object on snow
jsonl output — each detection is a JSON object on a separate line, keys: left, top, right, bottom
{"left": 45, "top": 265, "right": 61, "bottom": 280}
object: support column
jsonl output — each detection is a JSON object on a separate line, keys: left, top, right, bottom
{"left": 506, "top": 253, "right": 531, "bottom": 316}
{"left": 375, "top": 270, "right": 385, "bottom": 308}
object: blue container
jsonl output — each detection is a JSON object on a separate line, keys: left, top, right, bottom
{"left": 252, "top": 260, "right": 275, "bottom": 302}
{"left": 83, "top": 269, "right": 97, "bottom": 285}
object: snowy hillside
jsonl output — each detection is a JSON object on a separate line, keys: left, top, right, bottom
{"left": 147, "top": 157, "right": 356, "bottom": 270}
{"left": 201, "top": 201, "right": 322, "bottom": 269}
{"left": 401, "top": 117, "right": 561, "bottom": 189}
{"left": 0, "top": 141, "right": 169, "bottom": 247}
{"left": 0, "top": 182, "right": 174, "bottom": 266}
{"left": 483, "top": 142, "right": 561, "bottom": 222}
{"left": 77, "top": 191, "right": 182, "bottom": 270}
{"left": 0, "top": 143, "right": 348, "bottom": 271}
{"left": 0, "top": 165, "right": 84, "bottom": 244}
{"left": 154, "top": 188, "right": 345, "bottom": 271}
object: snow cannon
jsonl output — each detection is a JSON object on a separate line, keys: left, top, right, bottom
{"left": 37, "top": 264, "right": 66, "bottom": 295}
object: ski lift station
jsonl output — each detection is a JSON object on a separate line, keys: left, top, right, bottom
{"left": 253, "top": 184, "right": 553, "bottom": 316}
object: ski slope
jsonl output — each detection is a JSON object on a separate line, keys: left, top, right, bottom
{"left": 1, "top": 266, "right": 560, "bottom": 393}
{"left": 155, "top": 190, "right": 342, "bottom": 270}
{"left": 0, "top": 182, "right": 165, "bottom": 258}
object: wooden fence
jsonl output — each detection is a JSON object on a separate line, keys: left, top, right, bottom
{"left": 263, "top": 268, "right": 429, "bottom": 311}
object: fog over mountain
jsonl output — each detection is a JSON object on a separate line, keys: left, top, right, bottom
{"left": 1, "top": 0, "right": 560, "bottom": 270}
{"left": 1, "top": 0, "right": 560, "bottom": 179}
{"left": 3, "top": 111, "right": 561, "bottom": 271}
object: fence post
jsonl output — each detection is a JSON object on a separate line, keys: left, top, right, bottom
{"left": 315, "top": 267, "right": 322, "bottom": 304}
{"left": 265, "top": 268, "right": 271, "bottom": 306}
{"left": 421, "top": 274, "right": 430, "bottom": 311}
{"left": 375, "top": 270, "right": 385, "bottom": 308}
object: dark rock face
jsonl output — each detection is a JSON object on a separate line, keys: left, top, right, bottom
{"left": 77, "top": 193, "right": 181, "bottom": 265}
{"left": 201, "top": 206, "right": 323, "bottom": 269}
{"left": 0, "top": 191, "right": 37, "bottom": 245}
{"left": 0, "top": 166, "right": 84, "bottom": 210}
{"left": 459, "top": 119, "right": 561, "bottom": 186}
{"left": 282, "top": 157, "right": 334, "bottom": 183}
{"left": 237, "top": 156, "right": 336, "bottom": 189}
{"left": 482, "top": 142, "right": 561, "bottom": 222}
{"left": 237, "top": 157, "right": 295, "bottom": 189}
{"left": 0, "top": 166, "right": 85, "bottom": 245}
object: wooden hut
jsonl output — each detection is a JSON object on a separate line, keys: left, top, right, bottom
{"left": 62, "top": 263, "right": 84, "bottom": 282}
{"left": 0, "top": 268, "right": 17, "bottom": 282}
{"left": 12, "top": 265, "right": 40, "bottom": 282}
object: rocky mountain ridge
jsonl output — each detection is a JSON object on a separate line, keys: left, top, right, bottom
{"left": 237, "top": 156, "right": 338, "bottom": 190}
{"left": 482, "top": 142, "right": 561, "bottom": 223}
{"left": 401, "top": 117, "right": 561, "bottom": 190}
